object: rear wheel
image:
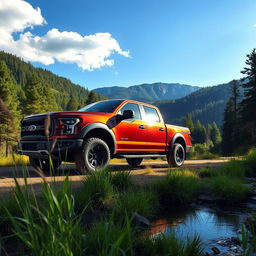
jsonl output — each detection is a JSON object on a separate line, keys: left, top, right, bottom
{"left": 75, "top": 137, "right": 110, "bottom": 173}
{"left": 29, "top": 157, "right": 61, "bottom": 173}
{"left": 167, "top": 143, "right": 185, "bottom": 167}
{"left": 126, "top": 158, "right": 143, "bottom": 168}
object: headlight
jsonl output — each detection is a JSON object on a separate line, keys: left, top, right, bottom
{"left": 55, "top": 118, "right": 80, "bottom": 135}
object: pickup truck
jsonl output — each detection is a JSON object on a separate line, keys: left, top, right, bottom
{"left": 19, "top": 99, "right": 192, "bottom": 172}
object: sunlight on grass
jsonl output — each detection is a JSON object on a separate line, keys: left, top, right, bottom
{"left": 0, "top": 154, "right": 29, "bottom": 166}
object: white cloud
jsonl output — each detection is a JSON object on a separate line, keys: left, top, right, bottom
{"left": 253, "top": 24, "right": 256, "bottom": 28}
{"left": 0, "top": 0, "right": 129, "bottom": 70}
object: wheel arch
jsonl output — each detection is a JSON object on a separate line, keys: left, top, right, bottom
{"left": 170, "top": 133, "right": 186, "bottom": 158}
{"left": 79, "top": 123, "right": 116, "bottom": 155}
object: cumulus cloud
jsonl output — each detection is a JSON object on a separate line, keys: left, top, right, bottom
{"left": 0, "top": 0, "right": 129, "bottom": 70}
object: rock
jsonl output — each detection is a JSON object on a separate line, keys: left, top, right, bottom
{"left": 231, "top": 237, "right": 241, "bottom": 246}
{"left": 211, "top": 247, "right": 221, "bottom": 254}
{"left": 133, "top": 212, "right": 150, "bottom": 227}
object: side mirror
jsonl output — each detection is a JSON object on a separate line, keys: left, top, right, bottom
{"left": 122, "top": 110, "right": 134, "bottom": 120}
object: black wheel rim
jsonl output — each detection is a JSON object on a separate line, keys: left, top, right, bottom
{"left": 175, "top": 147, "right": 184, "bottom": 165}
{"left": 88, "top": 144, "right": 107, "bottom": 169}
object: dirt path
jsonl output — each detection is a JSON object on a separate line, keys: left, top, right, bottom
{"left": 0, "top": 159, "right": 228, "bottom": 195}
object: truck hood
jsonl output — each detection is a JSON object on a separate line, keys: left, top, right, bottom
{"left": 23, "top": 111, "right": 112, "bottom": 120}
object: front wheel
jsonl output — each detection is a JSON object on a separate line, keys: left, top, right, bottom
{"left": 75, "top": 138, "right": 110, "bottom": 173}
{"left": 167, "top": 143, "right": 185, "bottom": 167}
{"left": 126, "top": 158, "right": 143, "bottom": 168}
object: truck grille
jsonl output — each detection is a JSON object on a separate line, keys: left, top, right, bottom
{"left": 21, "top": 115, "right": 52, "bottom": 138}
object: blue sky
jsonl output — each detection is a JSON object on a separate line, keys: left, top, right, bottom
{"left": 1, "top": 0, "right": 256, "bottom": 89}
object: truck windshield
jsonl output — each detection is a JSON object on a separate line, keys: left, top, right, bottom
{"left": 78, "top": 100, "right": 124, "bottom": 113}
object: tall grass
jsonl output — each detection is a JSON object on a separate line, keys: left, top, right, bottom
{"left": 153, "top": 169, "right": 200, "bottom": 205}
{"left": 76, "top": 170, "right": 114, "bottom": 211}
{"left": 110, "top": 171, "right": 134, "bottom": 191}
{"left": 112, "top": 189, "right": 158, "bottom": 220}
{"left": 140, "top": 233, "right": 203, "bottom": 256}
{"left": 0, "top": 154, "right": 29, "bottom": 166}
{"left": 7, "top": 177, "right": 85, "bottom": 256}
{"left": 208, "top": 175, "right": 249, "bottom": 203}
{"left": 86, "top": 216, "right": 134, "bottom": 256}
{"left": 244, "top": 148, "right": 256, "bottom": 177}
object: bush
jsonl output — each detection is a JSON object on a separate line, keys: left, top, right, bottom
{"left": 209, "top": 175, "right": 249, "bottom": 203}
{"left": 110, "top": 171, "right": 134, "bottom": 191}
{"left": 153, "top": 170, "right": 200, "bottom": 205}
{"left": 113, "top": 189, "right": 158, "bottom": 220}
{"left": 141, "top": 233, "right": 203, "bottom": 256}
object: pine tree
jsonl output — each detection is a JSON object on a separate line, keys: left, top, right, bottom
{"left": 239, "top": 49, "right": 256, "bottom": 148}
{"left": 0, "top": 61, "right": 20, "bottom": 154}
{"left": 87, "top": 91, "right": 99, "bottom": 104}
{"left": 66, "top": 94, "right": 79, "bottom": 111}
{"left": 209, "top": 122, "right": 222, "bottom": 146}
{"left": 192, "top": 120, "right": 207, "bottom": 144}
{"left": 222, "top": 80, "right": 240, "bottom": 155}
{"left": 183, "top": 114, "right": 194, "bottom": 132}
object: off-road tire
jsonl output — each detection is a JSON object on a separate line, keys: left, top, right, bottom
{"left": 29, "top": 157, "right": 61, "bottom": 173}
{"left": 167, "top": 143, "right": 185, "bottom": 167}
{"left": 75, "top": 137, "right": 110, "bottom": 173}
{"left": 126, "top": 158, "right": 143, "bottom": 168}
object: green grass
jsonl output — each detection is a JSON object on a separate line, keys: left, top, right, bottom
{"left": 244, "top": 148, "right": 256, "bottom": 177}
{"left": 112, "top": 188, "right": 158, "bottom": 220}
{"left": 140, "top": 233, "right": 203, "bottom": 256}
{"left": 0, "top": 154, "right": 29, "bottom": 166}
{"left": 7, "top": 177, "right": 84, "bottom": 256}
{"left": 86, "top": 217, "right": 134, "bottom": 256}
{"left": 153, "top": 169, "right": 201, "bottom": 205}
{"left": 190, "top": 152, "right": 220, "bottom": 160}
{"left": 110, "top": 171, "right": 134, "bottom": 191}
{"left": 208, "top": 175, "right": 249, "bottom": 203}
{"left": 75, "top": 170, "right": 114, "bottom": 211}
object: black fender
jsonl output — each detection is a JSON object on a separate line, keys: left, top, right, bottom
{"left": 79, "top": 123, "right": 116, "bottom": 154}
{"left": 170, "top": 133, "right": 186, "bottom": 149}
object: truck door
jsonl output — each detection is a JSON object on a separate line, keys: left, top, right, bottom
{"left": 114, "top": 102, "right": 150, "bottom": 152}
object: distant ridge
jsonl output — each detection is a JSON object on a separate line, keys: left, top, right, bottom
{"left": 93, "top": 82, "right": 200, "bottom": 102}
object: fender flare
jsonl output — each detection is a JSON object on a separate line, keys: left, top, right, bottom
{"left": 79, "top": 123, "right": 116, "bottom": 154}
{"left": 170, "top": 133, "right": 186, "bottom": 149}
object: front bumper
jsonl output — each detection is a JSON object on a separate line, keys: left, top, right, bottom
{"left": 18, "top": 138, "right": 83, "bottom": 160}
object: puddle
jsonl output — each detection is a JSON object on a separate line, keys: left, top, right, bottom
{"left": 149, "top": 205, "right": 249, "bottom": 254}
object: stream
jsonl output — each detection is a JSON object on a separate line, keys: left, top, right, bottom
{"left": 149, "top": 197, "right": 256, "bottom": 255}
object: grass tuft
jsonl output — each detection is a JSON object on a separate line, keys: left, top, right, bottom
{"left": 140, "top": 233, "right": 203, "bottom": 256}
{"left": 113, "top": 189, "right": 158, "bottom": 220}
{"left": 208, "top": 175, "right": 249, "bottom": 203}
{"left": 153, "top": 169, "right": 200, "bottom": 205}
{"left": 110, "top": 171, "right": 134, "bottom": 191}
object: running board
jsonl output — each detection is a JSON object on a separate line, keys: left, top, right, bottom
{"left": 115, "top": 154, "right": 166, "bottom": 159}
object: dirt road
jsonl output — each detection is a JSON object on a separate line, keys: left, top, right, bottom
{"left": 0, "top": 159, "right": 228, "bottom": 194}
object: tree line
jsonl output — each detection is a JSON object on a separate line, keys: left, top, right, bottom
{"left": 0, "top": 51, "right": 104, "bottom": 155}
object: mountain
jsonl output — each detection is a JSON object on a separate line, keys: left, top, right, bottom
{"left": 155, "top": 81, "right": 243, "bottom": 127}
{"left": 0, "top": 51, "right": 103, "bottom": 110}
{"left": 93, "top": 83, "right": 200, "bottom": 102}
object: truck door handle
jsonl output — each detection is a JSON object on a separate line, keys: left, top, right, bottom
{"left": 139, "top": 125, "right": 146, "bottom": 129}
{"left": 159, "top": 127, "right": 165, "bottom": 131}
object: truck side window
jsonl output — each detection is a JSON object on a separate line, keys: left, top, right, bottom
{"left": 119, "top": 103, "right": 142, "bottom": 120}
{"left": 143, "top": 106, "right": 160, "bottom": 122}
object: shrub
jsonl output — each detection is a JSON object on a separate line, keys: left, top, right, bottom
{"left": 112, "top": 189, "right": 158, "bottom": 220}
{"left": 110, "top": 171, "right": 134, "bottom": 191}
{"left": 218, "top": 160, "right": 246, "bottom": 179}
{"left": 209, "top": 175, "right": 249, "bottom": 203}
{"left": 141, "top": 233, "right": 203, "bottom": 256}
{"left": 153, "top": 169, "right": 200, "bottom": 205}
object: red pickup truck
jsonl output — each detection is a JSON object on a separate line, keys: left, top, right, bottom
{"left": 19, "top": 99, "right": 192, "bottom": 172}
